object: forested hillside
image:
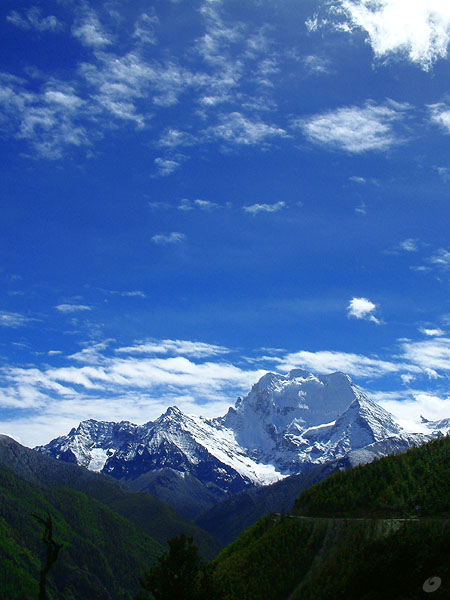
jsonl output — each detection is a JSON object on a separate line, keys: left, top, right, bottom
{"left": 0, "top": 435, "right": 220, "bottom": 599}
{"left": 0, "top": 435, "right": 220, "bottom": 559}
{"left": 210, "top": 434, "right": 450, "bottom": 599}
{"left": 0, "top": 464, "right": 162, "bottom": 599}
{"left": 293, "top": 433, "right": 450, "bottom": 518}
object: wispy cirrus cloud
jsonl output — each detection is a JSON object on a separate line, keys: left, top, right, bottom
{"left": 349, "top": 176, "right": 367, "bottom": 184}
{"left": 0, "top": 2, "right": 293, "bottom": 162}
{"left": 275, "top": 349, "right": 410, "bottom": 379}
{"left": 154, "top": 157, "right": 180, "bottom": 176}
{"left": 114, "top": 290, "right": 147, "bottom": 298}
{"left": 151, "top": 232, "right": 186, "bottom": 245}
{"left": 72, "top": 8, "right": 113, "bottom": 48}
{"left": 407, "top": 246, "right": 450, "bottom": 273}
{"left": 7, "top": 7, "right": 64, "bottom": 33}
{"left": 429, "top": 103, "right": 450, "bottom": 133}
{"left": 207, "top": 112, "right": 287, "bottom": 147}
{"left": 385, "top": 238, "right": 422, "bottom": 256}
{"left": 55, "top": 304, "right": 92, "bottom": 314}
{"left": 400, "top": 336, "right": 450, "bottom": 376}
{"left": 158, "top": 129, "right": 197, "bottom": 149}
{"left": 133, "top": 12, "right": 159, "bottom": 46}
{"left": 0, "top": 311, "right": 35, "bottom": 328}
{"left": 399, "top": 238, "right": 420, "bottom": 252}
{"left": 0, "top": 75, "right": 89, "bottom": 159}
{"left": 297, "top": 101, "right": 408, "bottom": 153}
{"left": 178, "top": 198, "right": 220, "bottom": 211}
{"left": 302, "top": 55, "right": 331, "bottom": 75}
{"left": 243, "top": 201, "right": 286, "bottom": 215}
{"left": 196, "top": 1, "right": 244, "bottom": 66}
{"left": 429, "top": 248, "right": 450, "bottom": 269}
{"left": 116, "top": 339, "right": 230, "bottom": 358}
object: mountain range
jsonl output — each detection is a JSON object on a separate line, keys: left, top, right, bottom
{"left": 36, "top": 369, "right": 447, "bottom": 519}
{"left": 3, "top": 368, "right": 450, "bottom": 599}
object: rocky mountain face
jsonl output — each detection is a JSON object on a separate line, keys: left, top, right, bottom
{"left": 36, "top": 369, "right": 442, "bottom": 515}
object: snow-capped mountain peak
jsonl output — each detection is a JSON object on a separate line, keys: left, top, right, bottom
{"left": 36, "top": 368, "right": 437, "bottom": 500}
{"left": 222, "top": 369, "right": 363, "bottom": 460}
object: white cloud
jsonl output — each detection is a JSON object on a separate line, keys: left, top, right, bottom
{"left": 399, "top": 238, "right": 419, "bottom": 252}
{"left": 243, "top": 201, "right": 286, "bottom": 215}
{"left": 4, "top": 331, "right": 450, "bottom": 446}
{"left": 298, "top": 101, "right": 407, "bottom": 153}
{"left": 151, "top": 232, "right": 186, "bottom": 245}
{"left": 158, "top": 129, "right": 197, "bottom": 149}
{"left": 305, "top": 15, "right": 322, "bottom": 34}
{"left": 116, "top": 339, "right": 230, "bottom": 358}
{"left": 348, "top": 297, "right": 382, "bottom": 324}
{"left": 429, "top": 103, "right": 450, "bottom": 132}
{"left": 420, "top": 327, "right": 445, "bottom": 337}
{"left": 133, "top": 12, "right": 159, "bottom": 45}
{"left": 104, "top": 289, "right": 147, "bottom": 298}
{"left": 79, "top": 52, "right": 203, "bottom": 122}
{"left": 148, "top": 201, "right": 170, "bottom": 211}
{"left": 429, "top": 248, "right": 450, "bottom": 268}
{"left": 379, "top": 391, "right": 450, "bottom": 433}
{"left": 400, "top": 337, "right": 450, "bottom": 373}
{"left": 194, "top": 199, "right": 219, "bottom": 210}
{"left": 434, "top": 165, "right": 450, "bottom": 180}
{"left": 0, "top": 75, "right": 89, "bottom": 159}
{"left": 121, "top": 291, "right": 147, "bottom": 298}
{"left": 178, "top": 198, "right": 194, "bottom": 211}
{"left": 154, "top": 157, "right": 180, "bottom": 176}
{"left": 400, "top": 373, "right": 416, "bottom": 385}
{"left": 207, "top": 112, "right": 287, "bottom": 146}
{"left": 7, "top": 8, "right": 64, "bottom": 32}
{"left": 55, "top": 304, "right": 92, "bottom": 314}
{"left": 68, "top": 341, "right": 112, "bottom": 365}
{"left": 303, "top": 55, "right": 331, "bottom": 75}
{"left": 275, "top": 349, "right": 406, "bottom": 378}
{"left": 0, "top": 4, "right": 286, "bottom": 161}
{"left": 0, "top": 338, "right": 268, "bottom": 445}
{"left": 197, "top": 2, "right": 244, "bottom": 66}
{"left": 72, "top": 10, "right": 112, "bottom": 47}
{"left": 349, "top": 176, "right": 367, "bottom": 184}
{"left": 178, "top": 198, "right": 220, "bottom": 211}
{"left": 0, "top": 311, "right": 34, "bottom": 328}
{"left": 336, "top": 0, "right": 450, "bottom": 70}
{"left": 0, "top": 391, "right": 237, "bottom": 447}
{"left": 355, "top": 201, "right": 367, "bottom": 215}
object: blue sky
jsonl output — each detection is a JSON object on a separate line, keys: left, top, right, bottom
{"left": 2, "top": 0, "right": 450, "bottom": 446}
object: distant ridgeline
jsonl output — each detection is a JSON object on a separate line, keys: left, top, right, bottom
{"left": 210, "top": 434, "right": 450, "bottom": 600}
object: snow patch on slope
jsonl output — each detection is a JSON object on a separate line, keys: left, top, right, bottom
{"left": 88, "top": 448, "right": 110, "bottom": 472}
